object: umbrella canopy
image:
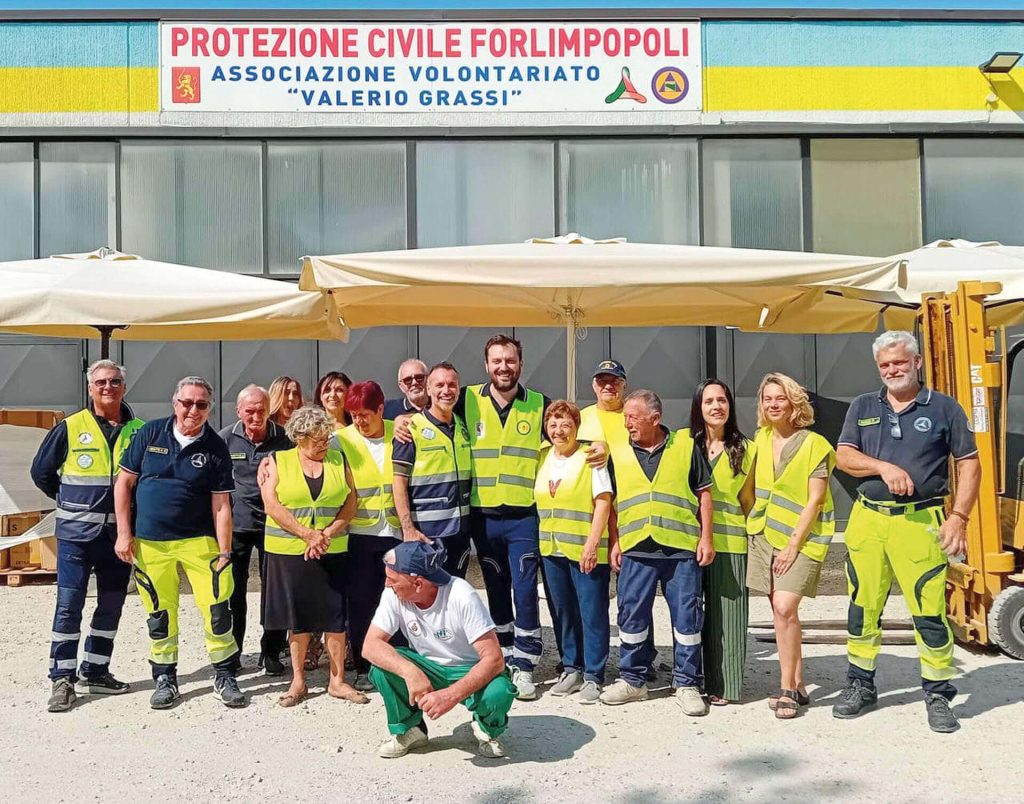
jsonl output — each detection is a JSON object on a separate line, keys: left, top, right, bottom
{"left": 0, "top": 248, "right": 344, "bottom": 349}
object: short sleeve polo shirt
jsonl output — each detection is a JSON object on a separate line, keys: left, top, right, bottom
{"left": 838, "top": 386, "right": 977, "bottom": 503}
{"left": 120, "top": 416, "right": 235, "bottom": 541}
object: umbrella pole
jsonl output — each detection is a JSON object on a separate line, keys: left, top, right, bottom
{"left": 95, "top": 325, "right": 118, "bottom": 360}
{"left": 566, "top": 318, "right": 577, "bottom": 402}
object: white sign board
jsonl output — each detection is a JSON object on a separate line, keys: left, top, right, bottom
{"left": 160, "top": 21, "right": 701, "bottom": 115}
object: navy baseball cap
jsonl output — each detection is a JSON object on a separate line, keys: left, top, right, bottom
{"left": 593, "top": 359, "right": 627, "bottom": 380}
{"left": 384, "top": 540, "right": 452, "bottom": 585}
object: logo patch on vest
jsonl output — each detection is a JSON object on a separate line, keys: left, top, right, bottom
{"left": 475, "top": 421, "right": 484, "bottom": 438}
{"left": 421, "top": 427, "right": 435, "bottom": 440}
{"left": 76, "top": 454, "right": 94, "bottom": 469}
{"left": 190, "top": 453, "right": 208, "bottom": 468}
{"left": 516, "top": 420, "right": 532, "bottom": 436}
{"left": 147, "top": 446, "right": 169, "bottom": 455}
{"left": 78, "top": 432, "right": 94, "bottom": 445}
{"left": 914, "top": 417, "right": 933, "bottom": 433}
{"left": 857, "top": 417, "right": 881, "bottom": 427}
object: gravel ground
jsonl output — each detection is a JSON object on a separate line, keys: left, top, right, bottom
{"left": 2, "top": 570, "right": 1023, "bottom": 803}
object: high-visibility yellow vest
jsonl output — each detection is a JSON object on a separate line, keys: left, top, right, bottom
{"left": 408, "top": 412, "right": 472, "bottom": 539}
{"left": 746, "top": 426, "right": 836, "bottom": 562}
{"left": 264, "top": 447, "right": 350, "bottom": 556}
{"left": 611, "top": 430, "right": 702, "bottom": 553}
{"left": 578, "top": 404, "right": 629, "bottom": 451}
{"left": 708, "top": 437, "right": 757, "bottom": 555}
{"left": 465, "top": 385, "right": 544, "bottom": 508}
{"left": 534, "top": 446, "right": 609, "bottom": 563}
{"left": 335, "top": 422, "right": 400, "bottom": 533}
{"left": 57, "top": 408, "right": 144, "bottom": 539}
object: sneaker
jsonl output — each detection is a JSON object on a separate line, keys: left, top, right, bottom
{"left": 47, "top": 678, "right": 77, "bottom": 713}
{"left": 599, "top": 679, "right": 649, "bottom": 706}
{"left": 578, "top": 680, "right": 601, "bottom": 704}
{"left": 150, "top": 674, "right": 180, "bottom": 710}
{"left": 76, "top": 672, "right": 130, "bottom": 695}
{"left": 378, "top": 726, "right": 429, "bottom": 759}
{"left": 925, "top": 694, "right": 960, "bottom": 733}
{"left": 471, "top": 720, "right": 506, "bottom": 759}
{"left": 550, "top": 670, "right": 583, "bottom": 697}
{"left": 214, "top": 673, "right": 248, "bottom": 708}
{"left": 832, "top": 679, "right": 878, "bottom": 719}
{"left": 675, "top": 686, "right": 709, "bottom": 717}
{"left": 354, "top": 673, "right": 374, "bottom": 692}
{"left": 510, "top": 667, "right": 537, "bottom": 701}
{"left": 260, "top": 652, "right": 286, "bottom": 677}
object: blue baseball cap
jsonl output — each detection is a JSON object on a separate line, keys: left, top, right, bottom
{"left": 593, "top": 359, "right": 627, "bottom": 380}
{"left": 384, "top": 540, "right": 452, "bottom": 585}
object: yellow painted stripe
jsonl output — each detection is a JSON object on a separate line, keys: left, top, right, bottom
{"left": 0, "top": 67, "right": 157, "bottom": 113}
{"left": 706, "top": 66, "right": 1020, "bottom": 112}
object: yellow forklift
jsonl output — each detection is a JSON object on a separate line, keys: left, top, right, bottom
{"left": 920, "top": 281, "right": 1024, "bottom": 658}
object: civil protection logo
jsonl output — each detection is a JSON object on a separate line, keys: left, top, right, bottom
{"left": 78, "top": 432, "right": 94, "bottom": 445}
{"left": 516, "top": 420, "right": 532, "bottom": 436}
{"left": 913, "top": 417, "right": 933, "bottom": 433}
{"left": 190, "top": 453, "right": 208, "bottom": 468}
{"left": 77, "top": 454, "right": 94, "bottom": 469}
{"left": 171, "top": 67, "right": 201, "bottom": 104}
{"left": 651, "top": 67, "right": 689, "bottom": 104}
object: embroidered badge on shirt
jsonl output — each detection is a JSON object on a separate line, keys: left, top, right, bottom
{"left": 857, "top": 417, "right": 881, "bottom": 426}
{"left": 190, "top": 453, "right": 208, "bottom": 468}
{"left": 147, "top": 446, "right": 169, "bottom": 455}
{"left": 914, "top": 417, "right": 933, "bottom": 433}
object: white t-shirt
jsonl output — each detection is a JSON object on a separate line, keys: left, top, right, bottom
{"left": 371, "top": 577, "right": 495, "bottom": 666}
{"left": 351, "top": 434, "right": 401, "bottom": 540}
{"left": 544, "top": 451, "right": 613, "bottom": 498}
{"left": 172, "top": 425, "right": 201, "bottom": 449}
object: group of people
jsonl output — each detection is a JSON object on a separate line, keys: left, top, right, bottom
{"left": 30, "top": 328, "right": 979, "bottom": 759}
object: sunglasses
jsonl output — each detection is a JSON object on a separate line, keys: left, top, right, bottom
{"left": 887, "top": 413, "right": 902, "bottom": 440}
{"left": 176, "top": 398, "right": 211, "bottom": 411}
{"left": 92, "top": 378, "right": 124, "bottom": 387}
{"left": 400, "top": 373, "right": 427, "bottom": 386}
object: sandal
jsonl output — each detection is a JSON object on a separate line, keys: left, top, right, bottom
{"left": 774, "top": 689, "right": 802, "bottom": 720}
{"left": 304, "top": 634, "right": 324, "bottom": 671}
{"left": 278, "top": 687, "right": 307, "bottom": 708}
{"left": 708, "top": 694, "right": 730, "bottom": 706}
{"left": 768, "top": 688, "right": 810, "bottom": 710}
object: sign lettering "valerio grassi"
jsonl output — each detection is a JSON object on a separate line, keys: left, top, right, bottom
{"left": 160, "top": 22, "right": 701, "bottom": 114}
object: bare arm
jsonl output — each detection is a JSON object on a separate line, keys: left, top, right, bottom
{"left": 392, "top": 472, "right": 428, "bottom": 543}
{"left": 695, "top": 487, "right": 715, "bottom": 567}
{"left": 837, "top": 444, "right": 915, "bottom": 497}
{"left": 114, "top": 470, "right": 138, "bottom": 564}
{"left": 362, "top": 624, "right": 434, "bottom": 707}
{"left": 418, "top": 631, "right": 506, "bottom": 720}
{"left": 939, "top": 455, "right": 981, "bottom": 559}
{"left": 211, "top": 492, "right": 233, "bottom": 570}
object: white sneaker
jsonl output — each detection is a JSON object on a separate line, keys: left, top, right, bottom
{"left": 599, "top": 679, "right": 649, "bottom": 706}
{"left": 471, "top": 719, "right": 506, "bottom": 759}
{"left": 377, "top": 726, "right": 429, "bottom": 758}
{"left": 578, "top": 680, "right": 601, "bottom": 704}
{"left": 550, "top": 670, "right": 583, "bottom": 697}
{"left": 675, "top": 686, "right": 710, "bottom": 717}
{"left": 510, "top": 667, "right": 537, "bottom": 701}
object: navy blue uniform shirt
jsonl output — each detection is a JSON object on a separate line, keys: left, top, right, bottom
{"left": 838, "top": 386, "right": 977, "bottom": 503}
{"left": 218, "top": 420, "right": 292, "bottom": 532}
{"left": 383, "top": 396, "right": 423, "bottom": 422}
{"left": 120, "top": 416, "right": 234, "bottom": 541}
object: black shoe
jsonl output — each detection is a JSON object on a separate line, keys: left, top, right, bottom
{"left": 925, "top": 694, "right": 960, "bottom": 733}
{"left": 47, "top": 678, "right": 77, "bottom": 713}
{"left": 150, "top": 674, "right": 180, "bottom": 710}
{"left": 214, "top": 673, "right": 247, "bottom": 708}
{"left": 76, "top": 672, "right": 130, "bottom": 695}
{"left": 832, "top": 679, "right": 878, "bottom": 719}
{"left": 260, "top": 652, "right": 286, "bottom": 677}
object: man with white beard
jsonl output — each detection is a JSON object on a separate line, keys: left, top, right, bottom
{"left": 833, "top": 330, "right": 980, "bottom": 733}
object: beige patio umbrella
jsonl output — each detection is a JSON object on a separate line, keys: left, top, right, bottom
{"left": 0, "top": 248, "right": 344, "bottom": 356}
{"left": 300, "top": 235, "right": 902, "bottom": 398}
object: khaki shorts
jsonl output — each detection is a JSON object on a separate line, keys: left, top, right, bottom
{"left": 746, "top": 532, "right": 823, "bottom": 599}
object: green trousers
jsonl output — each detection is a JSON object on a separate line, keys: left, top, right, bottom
{"left": 701, "top": 551, "right": 749, "bottom": 700}
{"left": 369, "top": 648, "right": 517, "bottom": 739}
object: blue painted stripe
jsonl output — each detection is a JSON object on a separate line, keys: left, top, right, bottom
{"left": 0, "top": 21, "right": 158, "bottom": 67}
{"left": 707, "top": 20, "right": 1024, "bottom": 66}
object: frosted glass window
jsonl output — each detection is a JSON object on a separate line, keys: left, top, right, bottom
{"left": 416, "top": 141, "right": 554, "bottom": 247}
{"left": 559, "top": 140, "right": 699, "bottom": 245}
{"left": 39, "top": 142, "right": 116, "bottom": 257}
{"left": 924, "top": 139, "right": 1024, "bottom": 245}
{"left": 268, "top": 142, "right": 406, "bottom": 274}
{"left": 0, "top": 143, "right": 34, "bottom": 260}
{"left": 703, "top": 139, "right": 803, "bottom": 250}
{"left": 811, "top": 139, "right": 921, "bottom": 257}
{"left": 121, "top": 142, "right": 262, "bottom": 272}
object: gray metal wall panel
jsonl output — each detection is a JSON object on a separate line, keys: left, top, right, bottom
{"left": 610, "top": 327, "right": 703, "bottom": 429}
{"left": 122, "top": 341, "right": 220, "bottom": 426}
{"left": 417, "top": 327, "right": 510, "bottom": 389}
{"left": 317, "top": 327, "right": 414, "bottom": 393}
{"left": 220, "top": 340, "right": 318, "bottom": 416}
{"left": 512, "top": 326, "right": 607, "bottom": 402}
{"left": 0, "top": 336, "right": 83, "bottom": 414}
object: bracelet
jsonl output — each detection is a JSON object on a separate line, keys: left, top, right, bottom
{"left": 949, "top": 510, "right": 970, "bottom": 525}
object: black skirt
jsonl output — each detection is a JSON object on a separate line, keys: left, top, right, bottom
{"left": 263, "top": 551, "right": 348, "bottom": 634}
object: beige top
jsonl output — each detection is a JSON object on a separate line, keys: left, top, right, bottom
{"left": 772, "top": 429, "right": 829, "bottom": 481}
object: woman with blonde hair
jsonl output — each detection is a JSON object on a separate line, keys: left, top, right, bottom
{"left": 746, "top": 373, "right": 835, "bottom": 720}
{"left": 268, "top": 376, "right": 303, "bottom": 426}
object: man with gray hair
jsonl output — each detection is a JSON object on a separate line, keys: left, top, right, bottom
{"left": 31, "top": 359, "right": 145, "bottom": 712}
{"left": 834, "top": 330, "right": 980, "bottom": 733}
{"left": 219, "top": 384, "right": 291, "bottom": 675}
{"left": 115, "top": 376, "right": 245, "bottom": 709}
{"left": 384, "top": 358, "right": 430, "bottom": 421}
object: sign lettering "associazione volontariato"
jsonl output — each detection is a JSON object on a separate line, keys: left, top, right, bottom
{"left": 160, "top": 22, "right": 702, "bottom": 114}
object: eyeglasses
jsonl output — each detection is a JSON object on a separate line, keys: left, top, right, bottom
{"left": 887, "top": 413, "right": 902, "bottom": 440}
{"left": 92, "top": 378, "right": 124, "bottom": 387}
{"left": 400, "top": 373, "right": 427, "bottom": 386}
{"left": 176, "top": 398, "right": 211, "bottom": 411}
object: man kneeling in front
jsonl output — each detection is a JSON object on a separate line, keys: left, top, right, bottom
{"left": 363, "top": 541, "right": 517, "bottom": 759}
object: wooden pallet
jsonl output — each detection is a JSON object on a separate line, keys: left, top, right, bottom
{"left": 0, "top": 566, "right": 57, "bottom": 587}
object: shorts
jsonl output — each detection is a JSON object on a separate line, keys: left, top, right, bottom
{"left": 746, "top": 532, "right": 823, "bottom": 599}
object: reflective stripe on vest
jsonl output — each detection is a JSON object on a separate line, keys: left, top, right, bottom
{"left": 709, "top": 438, "right": 756, "bottom": 555}
{"left": 408, "top": 412, "right": 472, "bottom": 539}
{"left": 264, "top": 447, "right": 351, "bottom": 556}
{"left": 335, "top": 422, "right": 400, "bottom": 533}
{"left": 611, "top": 430, "right": 701, "bottom": 553}
{"left": 57, "top": 409, "right": 144, "bottom": 539}
{"left": 465, "top": 385, "right": 544, "bottom": 508}
{"left": 747, "top": 426, "right": 835, "bottom": 562}
{"left": 533, "top": 447, "right": 608, "bottom": 563}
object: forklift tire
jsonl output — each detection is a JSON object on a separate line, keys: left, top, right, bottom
{"left": 988, "top": 585, "right": 1024, "bottom": 660}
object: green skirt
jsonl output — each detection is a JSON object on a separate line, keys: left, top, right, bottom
{"left": 702, "top": 551, "right": 749, "bottom": 701}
